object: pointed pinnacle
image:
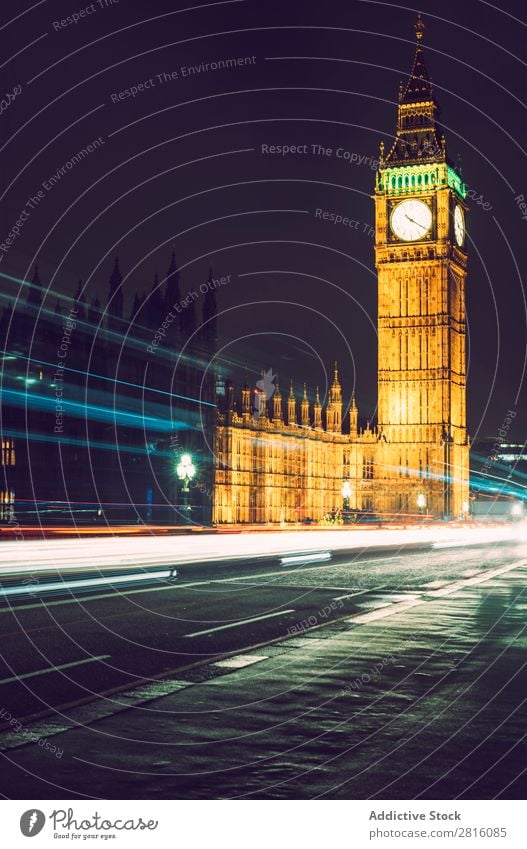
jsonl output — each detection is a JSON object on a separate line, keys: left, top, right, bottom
{"left": 415, "top": 12, "right": 425, "bottom": 42}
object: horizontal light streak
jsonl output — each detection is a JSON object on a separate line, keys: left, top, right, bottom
{"left": 0, "top": 347, "right": 215, "bottom": 408}
{"left": 280, "top": 552, "right": 331, "bottom": 565}
{"left": 0, "top": 569, "right": 174, "bottom": 598}
{"left": 1, "top": 387, "right": 178, "bottom": 432}
{"left": 1, "top": 525, "right": 525, "bottom": 579}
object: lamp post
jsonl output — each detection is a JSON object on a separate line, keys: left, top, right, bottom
{"left": 442, "top": 425, "right": 453, "bottom": 521}
{"left": 341, "top": 480, "right": 352, "bottom": 524}
{"left": 417, "top": 492, "right": 426, "bottom": 518}
{"left": 176, "top": 453, "right": 196, "bottom": 523}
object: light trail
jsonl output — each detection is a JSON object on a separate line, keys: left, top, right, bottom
{"left": 0, "top": 347, "right": 215, "bottom": 408}
{"left": 2, "top": 386, "right": 180, "bottom": 432}
{"left": 0, "top": 525, "right": 525, "bottom": 579}
{"left": 0, "top": 568, "right": 174, "bottom": 599}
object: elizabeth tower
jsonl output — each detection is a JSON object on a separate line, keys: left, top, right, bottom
{"left": 374, "top": 16, "right": 469, "bottom": 518}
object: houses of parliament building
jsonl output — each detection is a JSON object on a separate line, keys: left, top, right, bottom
{"left": 213, "top": 16, "right": 470, "bottom": 524}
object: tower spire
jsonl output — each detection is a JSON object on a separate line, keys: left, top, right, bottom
{"left": 350, "top": 390, "right": 358, "bottom": 437}
{"left": 287, "top": 380, "right": 297, "bottom": 425}
{"left": 301, "top": 383, "right": 309, "bottom": 427}
{"left": 242, "top": 378, "right": 251, "bottom": 418}
{"left": 314, "top": 386, "right": 322, "bottom": 429}
{"left": 400, "top": 13, "right": 433, "bottom": 104}
{"left": 415, "top": 11, "right": 425, "bottom": 43}
{"left": 273, "top": 381, "right": 283, "bottom": 423}
{"left": 327, "top": 362, "right": 343, "bottom": 433}
{"left": 384, "top": 14, "right": 443, "bottom": 166}
{"left": 107, "top": 256, "right": 123, "bottom": 328}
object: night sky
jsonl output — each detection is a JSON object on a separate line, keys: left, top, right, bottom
{"left": 1, "top": 0, "right": 525, "bottom": 439}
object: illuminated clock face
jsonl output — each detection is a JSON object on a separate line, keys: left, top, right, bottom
{"left": 390, "top": 199, "right": 432, "bottom": 241}
{"left": 454, "top": 204, "right": 465, "bottom": 246}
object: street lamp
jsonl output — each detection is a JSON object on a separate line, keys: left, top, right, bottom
{"left": 176, "top": 453, "right": 196, "bottom": 522}
{"left": 341, "top": 480, "right": 352, "bottom": 524}
{"left": 417, "top": 492, "right": 426, "bottom": 516}
{"left": 176, "top": 453, "right": 196, "bottom": 491}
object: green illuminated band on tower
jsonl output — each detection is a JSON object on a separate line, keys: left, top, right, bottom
{"left": 377, "top": 163, "right": 467, "bottom": 198}
{"left": 446, "top": 165, "right": 467, "bottom": 199}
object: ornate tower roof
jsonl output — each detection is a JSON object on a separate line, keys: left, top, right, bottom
{"left": 400, "top": 14, "right": 433, "bottom": 103}
{"left": 383, "top": 14, "right": 445, "bottom": 167}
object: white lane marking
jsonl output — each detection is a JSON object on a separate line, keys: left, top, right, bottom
{"left": 0, "top": 655, "right": 110, "bottom": 686}
{"left": 348, "top": 599, "right": 423, "bottom": 625}
{"left": 184, "top": 609, "right": 295, "bottom": 638}
{"left": 0, "top": 581, "right": 182, "bottom": 614}
{"left": 333, "top": 585, "right": 388, "bottom": 601}
{"left": 425, "top": 560, "right": 527, "bottom": 597}
{"left": 213, "top": 654, "right": 269, "bottom": 669}
{"left": 354, "top": 600, "right": 394, "bottom": 610}
{"left": 423, "top": 580, "right": 451, "bottom": 589}
{"left": 347, "top": 559, "right": 527, "bottom": 625}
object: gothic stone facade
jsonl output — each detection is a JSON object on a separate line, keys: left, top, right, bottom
{"left": 214, "top": 375, "right": 378, "bottom": 524}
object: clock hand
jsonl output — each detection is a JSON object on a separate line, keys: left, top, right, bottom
{"left": 404, "top": 214, "right": 427, "bottom": 231}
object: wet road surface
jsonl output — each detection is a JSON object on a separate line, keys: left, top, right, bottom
{"left": 0, "top": 541, "right": 525, "bottom": 798}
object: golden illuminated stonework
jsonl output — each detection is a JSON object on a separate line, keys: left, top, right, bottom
{"left": 213, "top": 16, "right": 470, "bottom": 524}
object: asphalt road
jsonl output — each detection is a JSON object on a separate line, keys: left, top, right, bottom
{"left": 0, "top": 538, "right": 525, "bottom": 799}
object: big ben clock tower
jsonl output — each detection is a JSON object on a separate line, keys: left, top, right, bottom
{"left": 374, "top": 15, "right": 469, "bottom": 519}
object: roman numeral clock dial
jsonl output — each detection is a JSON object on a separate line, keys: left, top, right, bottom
{"left": 390, "top": 199, "right": 432, "bottom": 241}
{"left": 454, "top": 204, "right": 465, "bottom": 246}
